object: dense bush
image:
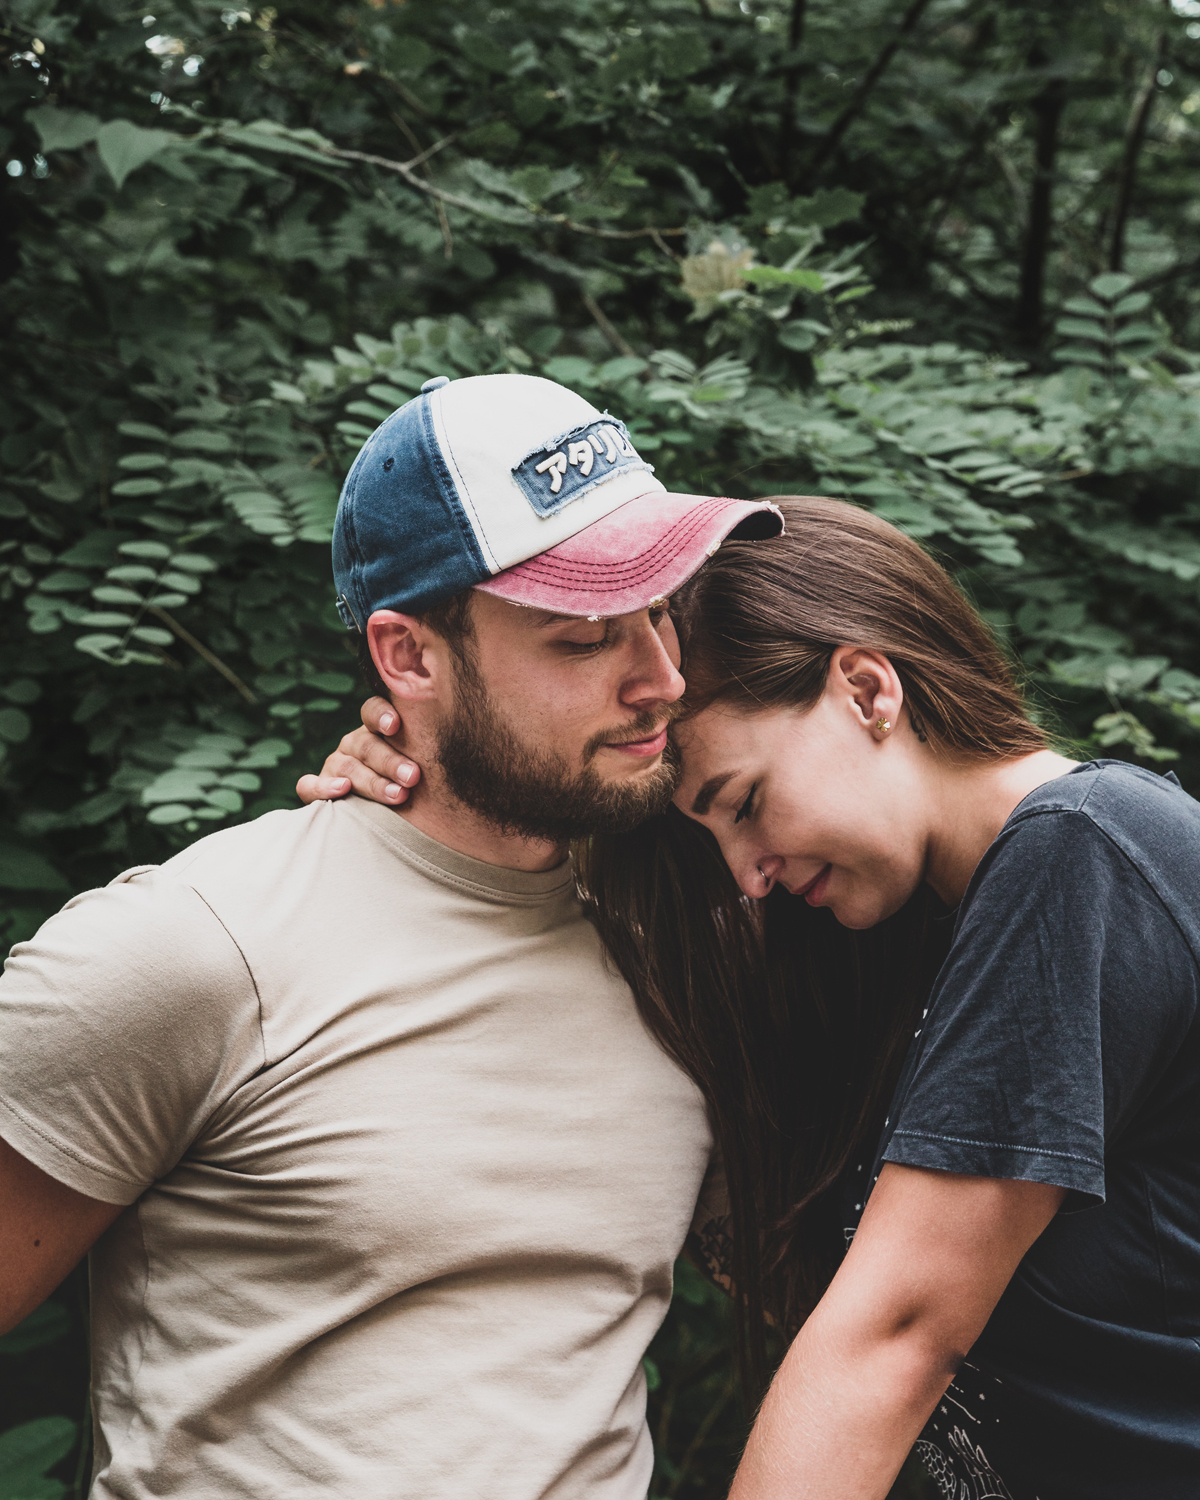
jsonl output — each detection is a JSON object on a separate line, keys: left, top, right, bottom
{"left": 4, "top": 1, "right": 1200, "bottom": 1494}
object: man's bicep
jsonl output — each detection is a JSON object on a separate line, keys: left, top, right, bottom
{"left": 0, "top": 872, "right": 262, "bottom": 1201}
{"left": 0, "top": 1134, "right": 123, "bottom": 1336}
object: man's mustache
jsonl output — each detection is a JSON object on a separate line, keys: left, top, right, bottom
{"left": 583, "top": 701, "right": 684, "bottom": 762}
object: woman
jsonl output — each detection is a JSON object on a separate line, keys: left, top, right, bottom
{"left": 306, "top": 497, "right": 1200, "bottom": 1499}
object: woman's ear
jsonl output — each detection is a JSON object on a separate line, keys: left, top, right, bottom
{"left": 366, "top": 611, "right": 443, "bottom": 702}
{"left": 828, "top": 646, "right": 905, "bottom": 741}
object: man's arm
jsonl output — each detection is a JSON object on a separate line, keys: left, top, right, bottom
{"left": 0, "top": 1134, "right": 122, "bottom": 1336}
{"left": 727, "top": 1162, "right": 1064, "bottom": 1500}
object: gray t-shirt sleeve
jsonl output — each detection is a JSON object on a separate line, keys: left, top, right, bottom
{"left": 0, "top": 867, "right": 264, "bottom": 1204}
{"left": 883, "top": 808, "right": 1196, "bottom": 1207}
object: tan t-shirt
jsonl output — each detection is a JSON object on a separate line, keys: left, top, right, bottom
{"left": 0, "top": 798, "right": 712, "bottom": 1500}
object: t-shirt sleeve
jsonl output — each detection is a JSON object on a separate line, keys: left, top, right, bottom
{"left": 883, "top": 808, "right": 1197, "bottom": 1207}
{"left": 0, "top": 867, "right": 264, "bottom": 1204}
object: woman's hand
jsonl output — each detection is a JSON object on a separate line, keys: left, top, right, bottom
{"left": 295, "top": 697, "right": 423, "bottom": 808}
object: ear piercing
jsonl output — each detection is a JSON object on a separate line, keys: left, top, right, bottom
{"left": 876, "top": 717, "right": 891, "bottom": 734}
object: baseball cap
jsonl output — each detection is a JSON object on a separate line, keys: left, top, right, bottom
{"left": 332, "top": 372, "right": 782, "bottom": 626}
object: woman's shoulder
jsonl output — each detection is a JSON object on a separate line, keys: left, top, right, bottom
{"left": 992, "top": 759, "right": 1200, "bottom": 940}
{"left": 1010, "top": 758, "right": 1197, "bottom": 845}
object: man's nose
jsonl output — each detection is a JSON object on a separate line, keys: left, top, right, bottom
{"left": 620, "top": 618, "right": 686, "bottom": 707}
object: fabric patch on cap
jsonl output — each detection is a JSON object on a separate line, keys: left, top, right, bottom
{"left": 512, "top": 417, "right": 654, "bottom": 518}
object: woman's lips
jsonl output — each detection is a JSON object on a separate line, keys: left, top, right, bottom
{"left": 796, "top": 864, "right": 832, "bottom": 904}
{"left": 605, "top": 726, "right": 669, "bottom": 757}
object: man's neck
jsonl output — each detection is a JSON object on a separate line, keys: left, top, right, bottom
{"left": 396, "top": 771, "right": 569, "bottom": 874}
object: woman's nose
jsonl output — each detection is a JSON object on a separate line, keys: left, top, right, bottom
{"left": 739, "top": 853, "right": 785, "bottom": 898}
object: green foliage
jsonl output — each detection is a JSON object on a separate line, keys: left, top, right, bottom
{"left": 4, "top": 0, "right": 1200, "bottom": 1493}
{"left": 0, "top": 1417, "right": 78, "bottom": 1500}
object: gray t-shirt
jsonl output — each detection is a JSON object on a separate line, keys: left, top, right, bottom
{"left": 0, "top": 797, "right": 712, "bottom": 1500}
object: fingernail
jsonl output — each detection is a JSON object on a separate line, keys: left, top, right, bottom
{"left": 336, "top": 778, "right": 350, "bottom": 790}
{"left": 396, "top": 765, "right": 413, "bottom": 785}
{"left": 381, "top": 713, "right": 397, "bottom": 733}
{"left": 385, "top": 783, "right": 403, "bottom": 800}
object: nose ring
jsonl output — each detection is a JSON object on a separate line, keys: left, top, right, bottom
{"left": 757, "top": 865, "right": 767, "bottom": 882}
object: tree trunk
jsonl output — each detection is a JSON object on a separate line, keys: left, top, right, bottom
{"left": 778, "top": 0, "right": 809, "bottom": 184}
{"left": 1109, "top": 30, "right": 1168, "bottom": 272}
{"left": 1014, "top": 74, "right": 1067, "bottom": 345}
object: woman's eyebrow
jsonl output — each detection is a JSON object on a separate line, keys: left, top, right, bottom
{"left": 691, "top": 771, "right": 736, "bottom": 816}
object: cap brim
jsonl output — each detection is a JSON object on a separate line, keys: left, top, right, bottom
{"left": 473, "top": 491, "right": 784, "bottom": 617}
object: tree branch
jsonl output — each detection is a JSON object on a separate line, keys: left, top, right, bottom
{"left": 1109, "top": 28, "right": 1168, "bottom": 272}
{"left": 581, "top": 290, "right": 637, "bottom": 357}
{"left": 803, "top": 0, "right": 934, "bottom": 183}
{"left": 318, "top": 143, "right": 684, "bottom": 242}
{"left": 148, "top": 608, "right": 258, "bottom": 704}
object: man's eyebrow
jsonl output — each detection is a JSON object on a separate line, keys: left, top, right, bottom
{"left": 691, "top": 771, "right": 736, "bottom": 816}
{"left": 529, "top": 610, "right": 590, "bottom": 628}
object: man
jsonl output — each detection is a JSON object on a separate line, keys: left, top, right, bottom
{"left": 0, "top": 373, "right": 780, "bottom": 1500}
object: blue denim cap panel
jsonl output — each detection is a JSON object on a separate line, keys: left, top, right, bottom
{"left": 332, "top": 392, "right": 490, "bottom": 629}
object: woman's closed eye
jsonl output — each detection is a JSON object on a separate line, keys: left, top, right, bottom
{"left": 734, "top": 782, "right": 758, "bottom": 825}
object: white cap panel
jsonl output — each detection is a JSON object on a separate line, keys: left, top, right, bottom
{"left": 428, "top": 375, "right": 666, "bottom": 577}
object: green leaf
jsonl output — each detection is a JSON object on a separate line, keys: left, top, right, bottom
{"left": 0, "top": 845, "right": 69, "bottom": 892}
{"left": 145, "top": 803, "right": 196, "bottom": 825}
{"left": 95, "top": 119, "right": 179, "bottom": 190}
{"left": 118, "top": 542, "right": 172, "bottom": 559}
{"left": 37, "top": 572, "right": 90, "bottom": 594}
{"left": 118, "top": 422, "right": 171, "bottom": 442}
{"left": 0, "top": 707, "right": 31, "bottom": 743}
{"left": 305, "top": 672, "right": 354, "bottom": 693}
{"left": 741, "top": 265, "right": 825, "bottom": 292}
{"left": 205, "top": 787, "right": 244, "bottom": 813}
{"left": 117, "top": 453, "right": 168, "bottom": 472}
{"left": 111, "top": 478, "right": 165, "bottom": 497}
{"left": 1055, "top": 317, "right": 1107, "bottom": 342}
{"left": 1062, "top": 295, "right": 1107, "bottom": 318}
{"left": 92, "top": 586, "right": 143, "bottom": 605}
{"left": 30, "top": 107, "right": 102, "bottom": 152}
{"left": 130, "top": 627, "right": 174, "bottom": 647}
{"left": 238, "top": 738, "right": 292, "bottom": 767}
{"left": 173, "top": 429, "right": 234, "bottom": 453}
{"left": 0, "top": 1416, "right": 76, "bottom": 1499}
{"left": 1088, "top": 271, "right": 1135, "bottom": 302}
{"left": 0, "top": 1301, "right": 71, "bottom": 1356}
{"left": 106, "top": 566, "right": 158, "bottom": 583}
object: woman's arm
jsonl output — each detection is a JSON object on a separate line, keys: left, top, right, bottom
{"left": 728, "top": 1162, "right": 1064, "bottom": 1500}
{"left": 295, "top": 696, "right": 422, "bottom": 806}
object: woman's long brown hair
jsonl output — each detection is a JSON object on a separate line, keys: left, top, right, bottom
{"left": 574, "top": 496, "right": 1047, "bottom": 1390}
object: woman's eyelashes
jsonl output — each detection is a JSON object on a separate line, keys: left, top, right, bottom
{"left": 734, "top": 782, "right": 758, "bottom": 825}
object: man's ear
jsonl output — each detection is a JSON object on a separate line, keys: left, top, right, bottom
{"left": 366, "top": 611, "right": 447, "bottom": 702}
{"left": 829, "top": 645, "right": 905, "bottom": 741}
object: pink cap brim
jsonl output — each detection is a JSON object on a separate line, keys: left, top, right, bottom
{"left": 474, "top": 491, "right": 784, "bottom": 617}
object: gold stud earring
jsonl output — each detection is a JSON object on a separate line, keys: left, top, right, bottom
{"left": 876, "top": 717, "right": 891, "bottom": 733}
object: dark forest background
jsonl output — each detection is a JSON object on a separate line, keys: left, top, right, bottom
{"left": 4, "top": 0, "right": 1200, "bottom": 1494}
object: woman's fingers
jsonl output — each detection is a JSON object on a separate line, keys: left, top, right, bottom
{"left": 338, "top": 725, "right": 420, "bottom": 789}
{"left": 361, "top": 695, "right": 400, "bottom": 736}
{"left": 295, "top": 773, "right": 352, "bottom": 805}
{"left": 296, "top": 711, "right": 423, "bottom": 809}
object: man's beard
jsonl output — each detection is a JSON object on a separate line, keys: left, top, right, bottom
{"left": 435, "top": 652, "right": 680, "bottom": 842}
